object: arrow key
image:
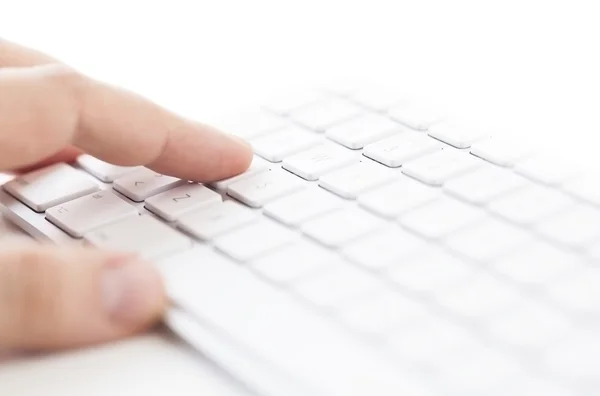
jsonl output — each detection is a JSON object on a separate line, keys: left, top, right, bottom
{"left": 145, "top": 183, "right": 222, "bottom": 222}
{"left": 113, "top": 168, "right": 186, "bottom": 202}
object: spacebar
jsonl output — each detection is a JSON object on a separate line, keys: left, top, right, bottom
{"left": 156, "top": 246, "right": 428, "bottom": 396}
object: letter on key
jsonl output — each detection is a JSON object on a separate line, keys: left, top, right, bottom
{"left": 227, "top": 170, "right": 306, "bottom": 208}
{"left": 144, "top": 184, "right": 222, "bottom": 222}
{"left": 113, "top": 168, "right": 185, "bottom": 202}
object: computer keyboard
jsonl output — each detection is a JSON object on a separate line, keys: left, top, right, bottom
{"left": 1, "top": 85, "right": 599, "bottom": 396}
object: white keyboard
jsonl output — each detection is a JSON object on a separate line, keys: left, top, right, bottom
{"left": 1, "top": 86, "right": 599, "bottom": 396}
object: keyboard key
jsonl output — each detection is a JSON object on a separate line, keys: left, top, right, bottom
{"left": 113, "top": 168, "right": 185, "bottom": 202}
{"left": 211, "top": 109, "right": 287, "bottom": 139}
{"left": 325, "top": 113, "right": 401, "bottom": 149}
{"left": 546, "top": 268, "right": 600, "bottom": 316}
{"left": 144, "top": 183, "right": 221, "bottom": 222}
{"left": 563, "top": 173, "right": 600, "bottom": 207}
{"left": 46, "top": 190, "right": 138, "bottom": 238}
{"left": 289, "top": 98, "right": 363, "bottom": 132}
{"left": 341, "top": 227, "right": 427, "bottom": 270}
{"left": 488, "top": 185, "right": 574, "bottom": 226}
{"left": 4, "top": 163, "right": 99, "bottom": 212}
{"left": 469, "top": 138, "right": 533, "bottom": 167}
{"left": 358, "top": 176, "right": 440, "bottom": 218}
{"left": 515, "top": 154, "right": 580, "bottom": 185}
{"left": 363, "top": 132, "right": 442, "bottom": 168}
{"left": 536, "top": 206, "right": 600, "bottom": 249}
{"left": 282, "top": 143, "right": 355, "bottom": 181}
{"left": 251, "top": 241, "right": 338, "bottom": 284}
{"left": 177, "top": 200, "right": 257, "bottom": 240}
{"left": 492, "top": 241, "right": 581, "bottom": 285}
{"left": 435, "top": 273, "right": 523, "bottom": 318}
{"left": 445, "top": 218, "right": 532, "bottom": 262}
{"left": 301, "top": 207, "right": 385, "bottom": 247}
{"left": 84, "top": 214, "right": 192, "bottom": 260}
{"left": 349, "top": 87, "right": 404, "bottom": 111}
{"left": 388, "top": 104, "right": 442, "bottom": 131}
{"left": 399, "top": 196, "right": 483, "bottom": 239}
{"left": 339, "top": 290, "right": 433, "bottom": 335}
{"left": 294, "top": 264, "right": 381, "bottom": 308}
{"left": 427, "top": 122, "right": 487, "bottom": 149}
{"left": 485, "top": 301, "right": 571, "bottom": 349}
{"left": 263, "top": 188, "right": 344, "bottom": 226}
{"left": 387, "top": 250, "right": 473, "bottom": 293}
{"left": 318, "top": 161, "right": 396, "bottom": 199}
{"left": 262, "top": 90, "right": 324, "bottom": 114}
{"left": 227, "top": 169, "right": 306, "bottom": 208}
{"left": 402, "top": 149, "right": 483, "bottom": 186}
{"left": 210, "top": 155, "right": 270, "bottom": 191}
{"left": 213, "top": 220, "right": 297, "bottom": 262}
{"left": 77, "top": 155, "right": 140, "bottom": 182}
{"left": 443, "top": 166, "right": 528, "bottom": 205}
{"left": 251, "top": 126, "right": 320, "bottom": 162}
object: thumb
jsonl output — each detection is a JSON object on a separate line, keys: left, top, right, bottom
{"left": 0, "top": 242, "right": 166, "bottom": 350}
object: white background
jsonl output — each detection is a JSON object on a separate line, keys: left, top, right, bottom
{"left": 2, "top": 0, "right": 600, "bottom": 168}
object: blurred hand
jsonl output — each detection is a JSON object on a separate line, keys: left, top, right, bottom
{"left": 0, "top": 38, "right": 252, "bottom": 351}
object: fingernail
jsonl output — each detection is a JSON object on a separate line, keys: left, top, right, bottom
{"left": 101, "top": 259, "right": 166, "bottom": 326}
{"left": 229, "top": 133, "right": 252, "bottom": 150}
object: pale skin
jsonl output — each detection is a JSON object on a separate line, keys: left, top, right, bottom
{"left": 0, "top": 39, "right": 253, "bottom": 351}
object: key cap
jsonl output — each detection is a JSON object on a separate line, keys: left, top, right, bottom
{"left": 3, "top": 163, "right": 99, "bottom": 212}
{"left": 160, "top": 246, "right": 429, "bottom": 396}
{"left": 470, "top": 138, "right": 533, "bottom": 167}
{"left": 213, "top": 219, "right": 297, "bottom": 262}
{"left": 325, "top": 113, "right": 401, "bottom": 149}
{"left": 210, "top": 155, "right": 270, "bottom": 191}
{"left": 177, "top": 200, "right": 258, "bottom": 240}
{"left": 399, "top": 196, "right": 483, "bottom": 239}
{"left": 262, "top": 90, "right": 324, "bottom": 114}
{"left": 402, "top": 149, "right": 483, "bottom": 186}
{"left": 536, "top": 206, "right": 600, "bottom": 249}
{"left": 251, "top": 241, "right": 339, "bottom": 284}
{"left": 388, "top": 104, "right": 442, "bottom": 131}
{"left": 546, "top": 268, "right": 600, "bottom": 316}
{"left": 488, "top": 185, "right": 574, "bottom": 225}
{"left": 427, "top": 122, "right": 487, "bottom": 149}
{"left": 514, "top": 154, "right": 580, "bottom": 185}
{"left": 289, "top": 98, "right": 363, "bottom": 132}
{"left": 387, "top": 250, "right": 473, "bottom": 293}
{"left": 443, "top": 166, "right": 528, "bottom": 205}
{"left": 301, "top": 207, "right": 385, "bottom": 247}
{"left": 563, "top": 173, "right": 600, "bottom": 207}
{"left": 445, "top": 218, "right": 533, "bottom": 262}
{"left": 113, "top": 168, "right": 185, "bottom": 202}
{"left": 294, "top": 263, "right": 382, "bottom": 308}
{"left": 282, "top": 143, "right": 355, "bottom": 181}
{"left": 84, "top": 214, "right": 192, "bottom": 260}
{"left": 492, "top": 241, "right": 582, "bottom": 285}
{"left": 144, "top": 183, "right": 221, "bottom": 222}
{"left": 227, "top": 169, "right": 306, "bottom": 208}
{"left": 46, "top": 190, "right": 138, "bottom": 238}
{"left": 349, "top": 87, "right": 404, "bottom": 111}
{"left": 318, "top": 161, "right": 396, "bottom": 199}
{"left": 358, "top": 176, "right": 440, "bottom": 218}
{"left": 341, "top": 227, "right": 427, "bottom": 270}
{"left": 363, "top": 132, "right": 442, "bottom": 168}
{"left": 434, "top": 273, "right": 523, "bottom": 318}
{"left": 339, "top": 290, "right": 433, "bottom": 335}
{"left": 77, "top": 154, "right": 140, "bottom": 182}
{"left": 251, "top": 126, "right": 320, "bottom": 162}
{"left": 263, "top": 188, "right": 344, "bottom": 226}
{"left": 485, "top": 301, "right": 571, "bottom": 349}
{"left": 211, "top": 109, "right": 287, "bottom": 139}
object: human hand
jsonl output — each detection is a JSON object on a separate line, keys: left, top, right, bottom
{"left": 0, "top": 39, "right": 253, "bottom": 351}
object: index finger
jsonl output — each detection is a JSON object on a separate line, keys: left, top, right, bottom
{"left": 0, "top": 43, "right": 252, "bottom": 182}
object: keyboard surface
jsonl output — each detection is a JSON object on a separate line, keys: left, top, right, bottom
{"left": 1, "top": 85, "right": 599, "bottom": 395}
